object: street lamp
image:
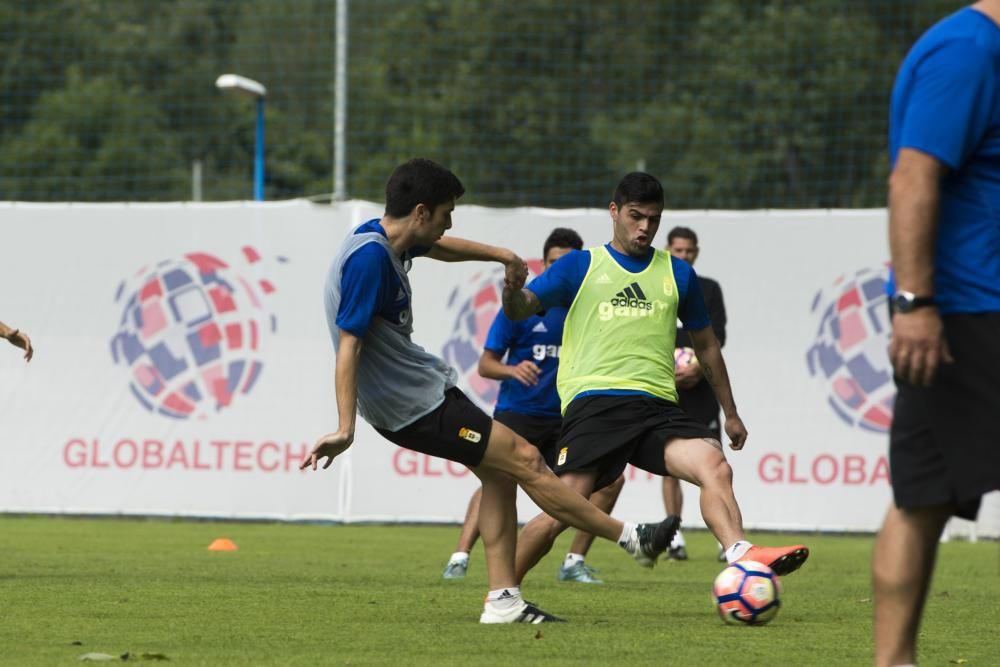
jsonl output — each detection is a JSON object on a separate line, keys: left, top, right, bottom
{"left": 215, "top": 74, "right": 267, "bottom": 201}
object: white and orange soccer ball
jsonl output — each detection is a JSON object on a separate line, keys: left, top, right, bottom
{"left": 674, "top": 346, "right": 698, "bottom": 370}
{"left": 712, "top": 560, "right": 782, "bottom": 625}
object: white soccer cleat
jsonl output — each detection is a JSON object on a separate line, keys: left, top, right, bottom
{"left": 480, "top": 600, "right": 566, "bottom": 624}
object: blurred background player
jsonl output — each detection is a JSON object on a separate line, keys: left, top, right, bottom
{"left": 304, "top": 158, "right": 678, "bottom": 623}
{"left": 0, "top": 320, "right": 33, "bottom": 362}
{"left": 662, "top": 226, "right": 727, "bottom": 561}
{"left": 442, "top": 228, "right": 625, "bottom": 584}
{"left": 504, "top": 172, "right": 809, "bottom": 584}
{"left": 873, "top": 2, "right": 1000, "bottom": 665}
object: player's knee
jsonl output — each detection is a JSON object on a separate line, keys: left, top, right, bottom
{"left": 508, "top": 439, "right": 548, "bottom": 482}
{"left": 701, "top": 457, "right": 734, "bottom": 489}
{"left": 543, "top": 516, "right": 567, "bottom": 541}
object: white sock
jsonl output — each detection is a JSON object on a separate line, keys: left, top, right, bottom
{"left": 617, "top": 522, "right": 638, "bottom": 551}
{"left": 485, "top": 587, "right": 522, "bottom": 611}
{"left": 563, "top": 553, "right": 585, "bottom": 568}
{"left": 725, "top": 540, "right": 753, "bottom": 563}
{"left": 670, "top": 529, "right": 686, "bottom": 549}
{"left": 449, "top": 551, "right": 469, "bottom": 564}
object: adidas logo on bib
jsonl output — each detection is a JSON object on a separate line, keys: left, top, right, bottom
{"left": 598, "top": 281, "right": 656, "bottom": 320}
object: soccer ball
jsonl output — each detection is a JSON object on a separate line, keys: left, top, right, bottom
{"left": 712, "top": 561, "right": 782, "bottom": 625}
{"left": 674, "top": 346, "right": 698, "bottom": 369}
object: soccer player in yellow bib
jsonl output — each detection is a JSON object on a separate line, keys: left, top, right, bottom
{"left": 503, "top": 172, "right": 809, "bottom": 581}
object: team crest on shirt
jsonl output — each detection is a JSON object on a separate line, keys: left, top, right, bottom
{"left": 458, "top": 427, "right": 482, "bottom": 444}
{"left": 662, "top": 278, "right": 673, "bottom": 296}
{"left": 557, "top": 447, "right": 568, "bottom": 466}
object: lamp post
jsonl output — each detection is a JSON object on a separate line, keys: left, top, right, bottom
{"left": 215, "top": 74, "right": 267, "bottom": 201}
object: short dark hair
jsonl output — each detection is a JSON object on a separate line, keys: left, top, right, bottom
{"left": 384, "top": 158, "right": 465, "bottom": 218}
{"left": 543, "top": 227, "right": 584, "bottom": 260}
{"left": 667, "top": 226, "right": 698, "bottom": 246}
{"left": 612, "top": 172, "right": 664, "bottom": 208}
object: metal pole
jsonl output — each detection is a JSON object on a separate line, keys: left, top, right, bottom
{"left": 254, "top": 97, "right": 265, "bottom": 201}
{"left": 192, "top": 160, "right": 203, "bottom": 201}
{"left": 333, "top": 0, "right": 348, "bottom": 201}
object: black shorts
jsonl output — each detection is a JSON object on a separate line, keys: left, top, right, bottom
{"left": 890, "top": 313, "right": 1000, "bottom": 520}
{"left": 678, "top": 381, "right": 723, "bottom": 440}
{"left": 495, "top": 410, "right": 562, "bottom": 468}
{"left": 556, "top": 394, "right": 719, "bottom": 491}
{"left": 375, "top": 387, "right": 491, "bottom": 468}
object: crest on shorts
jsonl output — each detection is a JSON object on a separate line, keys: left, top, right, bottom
{"left": 458, "top": 427, "right": 482, "bottom": 444}
{"left": 557, "top": 447, "right": 568, "bottom": 466}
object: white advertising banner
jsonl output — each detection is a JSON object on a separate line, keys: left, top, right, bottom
{"left": 1, "top": 200, "right": 996, "bottom": 535}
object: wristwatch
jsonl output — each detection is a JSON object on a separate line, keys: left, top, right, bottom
{"left": 892, "top": 291, "right": 935, "bottom": 314}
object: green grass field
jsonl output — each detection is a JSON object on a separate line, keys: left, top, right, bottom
{"left": 1, "top": 516, "right": 996, "bottom": 666}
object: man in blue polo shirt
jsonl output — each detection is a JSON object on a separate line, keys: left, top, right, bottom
{"left": 442, "top": 228, "right": 625, "bottom": 584}
{"left": 873, "top": 4, "right": 1000, "bottom": 665}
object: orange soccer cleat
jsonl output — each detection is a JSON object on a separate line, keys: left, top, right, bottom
{"left": 738, "top": 544, "right": 809, "bottom": 576}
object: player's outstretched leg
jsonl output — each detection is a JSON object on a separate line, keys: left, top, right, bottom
{"left": 480, "top": 422, "right": 677, "bottom": 569}
{"left": 514, "top": 470, "right": 677, "bottom": 583}
{"left": 664, "top": 437, "right": 809, "bottom": 576}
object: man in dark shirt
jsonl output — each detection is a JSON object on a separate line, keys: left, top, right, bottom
{"left": 662, "top": 226, "right": 727, "bottom": 561}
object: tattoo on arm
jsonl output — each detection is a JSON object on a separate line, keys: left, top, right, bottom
{"left": 503, "top": 288, "right": 541, "bottom": 321}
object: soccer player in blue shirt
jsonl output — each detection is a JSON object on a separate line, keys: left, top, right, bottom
{"left": 442, "top": 228, "right": 625, "bottom": 584}
{"left": 302, "top": 159, "right": 679, "bottom": 624}
{"left": 873, "top": 3, "right": 1000, "bottom": 665}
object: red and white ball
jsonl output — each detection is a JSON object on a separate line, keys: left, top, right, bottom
{"left": 674, "top": 346, "right": 698, "bottom": 370}
{"left": 712, "top": 560, "right": 782, "bottom": 625}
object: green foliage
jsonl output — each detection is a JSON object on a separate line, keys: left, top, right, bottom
{"left": 0, "top": 0, "right": 970, "bottom": 204}
{"left": 0, "top": 517, "right": 997, "bottom": 665}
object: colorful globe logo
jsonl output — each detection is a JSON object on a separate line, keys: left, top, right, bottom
{"left": 806, "top": 266, "right": 895, "bottom": 433}
{"left": 110, "top": 247, "right": 280, "bottom": 420}
{"left": 442, "top": 260, "right": 543, "bottom": 411}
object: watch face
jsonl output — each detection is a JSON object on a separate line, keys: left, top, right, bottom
{"left": 893, "top": 292, "right": 914, "bottom": 313}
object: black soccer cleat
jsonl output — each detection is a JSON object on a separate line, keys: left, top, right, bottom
{"left": 632, "top": 515, "right": 681, "bottom": 568}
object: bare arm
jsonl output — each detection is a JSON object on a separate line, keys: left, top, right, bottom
{"left": 0, "top": 319, "right": 33, "bottom": 362}
{"left": 502, "top": 287, "right": 543, "bottom": 321}
{"left": 688, "top": 326, "right": 747, "bottom": 450}
{"left": 478, "top": 348, "right": 540, "bottom": 386}
{"left": 889, "top": 148, "right": 942, "bottom": 299}
{"left": 888, "top": 148, "right": 951, "bottom": 386}
{"left": 301, "top": 330, "right": 363, "bottom": 470}
{"left": 427, "top": 236, "right": 518, "bottom": 265}
{"left": 427, "top": 236, "right": 530, "bottom": 306}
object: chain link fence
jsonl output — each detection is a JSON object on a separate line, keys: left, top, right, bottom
{"left": 0, "top": 0, "right": 963, "bottom": 207}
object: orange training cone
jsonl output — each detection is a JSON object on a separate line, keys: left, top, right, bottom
{"left": 207, "top": 537, "right": 238, "bottom": 551}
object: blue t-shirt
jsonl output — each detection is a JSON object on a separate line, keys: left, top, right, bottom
{"left": 484, "top": 307, "right": 566, "bottom": 418}
{"left": 523, "top": 244, "right": 711, "bottom": 401}
{"left": 889, "top": 7, "right": 1000, "bottom": 314}
{"left": 336, "top": 219, "right": 430, "bottom": 336}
